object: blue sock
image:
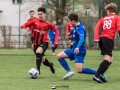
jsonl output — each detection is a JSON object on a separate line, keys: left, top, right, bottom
{"left": 58, "top": 58, "right": 71, "bottom": 72}
{"left": 52, "top": 47, "right": 55, "bottom": 52}
{"left": 82, "top": 68, "right": 97, "bottom": 74}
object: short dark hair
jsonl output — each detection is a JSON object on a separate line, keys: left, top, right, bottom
{"left": 105, "top": 3, "right": 117, "bottom": 13}
{"left": 68, "top": 13, "right": 78, "bottom": 22}
{"left": 37, "top": 7, "right": 46, "bottom": 13}
{"left": 29, "top": 10, "right": 34, "bottom": 13}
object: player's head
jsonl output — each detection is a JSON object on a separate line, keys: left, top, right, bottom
{"left": 68, "top": 13, "right": 78, "bottom": 27}
{"left": 37, "top": 7, "right": 46, "bottom": 20}
{"left": 52, "top": 21, "right": 57, "bottom": 25}
{"left": 29, "top": 10, "right": 35, "bottom": 19}
{"left": 105, "top": 3, "right": 117, "bottom": 14}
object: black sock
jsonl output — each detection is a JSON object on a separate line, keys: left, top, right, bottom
{"left": 36, "top": 53, "right": 42, "bottom": 72}
{"left": 43, "top": 58, "right": 52, "bottom": 67}
{"left": 95, "top": 60, "right": 111, "bottom": 77}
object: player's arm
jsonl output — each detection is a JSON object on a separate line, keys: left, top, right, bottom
{"left": 74, "top": 29, "right": 85, "bottom": 54}
{"left": 94, "top": 19, "right": 102, "bottom": 41}
{"left": 21, "top": 19, "right": 35, "bottom": 29}
{"left": 66, "top": 24, "right": 69, "bottom": 38}
{"left": 76, "top": 30, "right": 85, "bottom": 48}
{"left": 68, "top": 28, "right": 74, "bottom": 35}
{"left": 117, "top": 16, "right": 120, "bottom": 35}
{"left": 49, "top": 23, "right": 59, "bottom": 45}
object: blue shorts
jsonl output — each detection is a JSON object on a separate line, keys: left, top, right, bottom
{"left": 64, "top": 48, "right": 86, "bottom": 63}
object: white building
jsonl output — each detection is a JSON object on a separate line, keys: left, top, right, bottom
{"left": 0, "top": 0, "right": 43, "bottom": 26}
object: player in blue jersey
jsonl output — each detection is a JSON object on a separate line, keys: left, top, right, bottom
{"left": 49, "top": 20, "right": 60, "bottom": 55}
{"left": 56, "top": 13, "right": 97, "bottom": 80}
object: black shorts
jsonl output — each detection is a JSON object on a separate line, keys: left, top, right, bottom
{"left": 33, "top": 42, "right": 48, "bottom": 56}
{"left": 99, "top": 37, "right": 114, "bottom": 56}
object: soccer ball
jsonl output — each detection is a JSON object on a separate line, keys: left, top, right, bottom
{"left": 28, "top": 68, "right": 39, "bottom": 79}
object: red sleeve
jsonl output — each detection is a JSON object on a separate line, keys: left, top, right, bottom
{"left": 117, "top": 16, "right": 120, "bottom": 36}
{"left": 66, "top": 23, "right": 69, "bottom": 35}
{"left": 27, "top": 27, "right": 31, "bottom": 32}
{"left": 94, "top": 19, "right": 102, "bottom": 41}
{"left": 49, "top": 23, "right": 59, "bottom": 45}
{"left": 27, "top": 19, "right": 31, "bottom": 32}
{"left": 21, "top": 19, "right": 35, "bottom": 29}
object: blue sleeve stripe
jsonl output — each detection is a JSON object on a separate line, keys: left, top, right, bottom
{"left": 76, "top": 31, "right": 85, "bottom": 48}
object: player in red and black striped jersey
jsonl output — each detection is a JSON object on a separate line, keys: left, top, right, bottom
{"left": 27, "top": 10, "right": 38, "bottom": 48}
{"left": 66, "top": 19, "right": 73, "bottom": 48}
{"left": 21, "top": 7, "right": 59, "bottom": 75}
{"left": 93, "top": 3, "right": 120, "bottom": 83}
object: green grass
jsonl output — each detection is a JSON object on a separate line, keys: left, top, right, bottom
{"left": 0, "top": 49, "right": 120, "bottom": 90}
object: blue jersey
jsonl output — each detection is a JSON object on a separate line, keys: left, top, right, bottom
{"left": 71, "top": 22, "right": 86, "bottom": 53}
{"left": 64, "top": 22, "right": 86, "bottom": 63}
{"left": 49, "top": 25, "right": 60, "bottom": 39}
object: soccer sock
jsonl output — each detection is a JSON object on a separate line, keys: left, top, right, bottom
{"left": 95, "top": 60, "right": 111, "bottom": 77}
{"left": 52, "top": 47, "right": 54, "bottom": 53}
{"left": 58, "top": 58, "right": 71, "bottom": 73}
{"left": 43, "top": 58, "right": 52, "bottom": 67}
{"left": 81, "top": 68, "right": 97, "bottom": 74}
{"left": 36, "top": 53, "right": 42, "bottom": 72}
{"left": 52, "top": 46, "right": 57, "bottom": 53}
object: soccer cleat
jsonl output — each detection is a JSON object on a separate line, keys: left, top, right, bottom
{"left": 63, "top": 71, "right": 74, "bottom": 80}
{"left": 100, "top": 74, "right": 107, "bottom": 82}
{"left": 50, "top": 63, "right": 55, "bottom": 74}
{"left": 93, "top": 76, "right": 103, "bottom": 83}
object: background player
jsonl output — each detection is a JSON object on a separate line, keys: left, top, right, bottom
{"left": 93, "top": 3, "right": 120, "bottom": 83}
{"left": 49, "top": 20, "right": 60, "bottom": 55}
{"left": 56, "top": 13, "right": 97, "bottom": 80}
{"left": 66, "top": 18, "right": 73, "bottom": 48}
{"left": 27, "top": 10, "right": 37, "bottom": 48}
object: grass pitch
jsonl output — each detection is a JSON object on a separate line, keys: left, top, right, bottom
{"left": 0, "top": 49, "right": 120, "bottom": 90}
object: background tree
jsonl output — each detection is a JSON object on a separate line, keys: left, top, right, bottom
{"left": 43, "top": 0, "right": 74, "bottom": 25}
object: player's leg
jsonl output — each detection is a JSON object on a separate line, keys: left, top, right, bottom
{"left": 42, "top": 56, "right": 55, "bottom": 74}
{"left": 75, "top": 55, "right": 97, "bottom": 74}
{"left": 38, "top": 42, "right": 55, "bottom": 74}
{"left": 51, "top": 38, "right": 57, "bottom": 55}
{"left": 75, "top": 63, "right": 97, "bottom": 74}
{"left": 56, "top": 51, "right": 71, "bottom": 72}
{"left": 52, "top": 44, "right": 57, "bottom": 55}
{"left": 93, "top": 37, "right": 113, "bottom": 83}
{"left": 35, "top": 46, "right": 44, "bottom": 73}
{"left": 56, "top": 49, "right": 74, "bottom": 80}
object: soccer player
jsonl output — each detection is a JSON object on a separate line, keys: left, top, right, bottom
{"left": 21, "top": 7, "right": 59, "bottom": 75}
{"left": 27, "top": 10, "right": 37, "bottom": 48}
{"left": 93, "top": 3, "right": 120, "bottom": 83}
{"left": 49, "top": 20, "right": 60, "bottom": 55}
{"left": 66, "top": 18, "right": 73, "bottom": 48}
{"left": 56, "top": 13, "right": 97, "bottom": 80}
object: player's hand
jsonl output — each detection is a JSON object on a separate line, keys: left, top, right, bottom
{"left": 74, "top": 48, "right": 79, "bottom": 54}
{"left": 20, "top": 25, "right": 25, "bottom": 29}
{"left": 93, "top": 41, "right": 99, "bottom": 49}
{"left": 59, "top": 37, "right": 61, "bottom": 40}
{"left": 31, "top": 43, "right": 34, "bottom": 48}
{"left": 54, "top": 44, "right": 58, "bottom": 47}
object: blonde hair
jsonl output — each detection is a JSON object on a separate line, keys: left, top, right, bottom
{"left": 105, "top": 3, "right": 117, "bottom": 12}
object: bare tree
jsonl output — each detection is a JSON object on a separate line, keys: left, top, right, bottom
{"left": 42, "top": 0, "right": 73, "bottom": 25}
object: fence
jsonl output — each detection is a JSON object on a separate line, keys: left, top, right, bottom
{"left": 1, "top": 24, "right": 120, "bottom": 49}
